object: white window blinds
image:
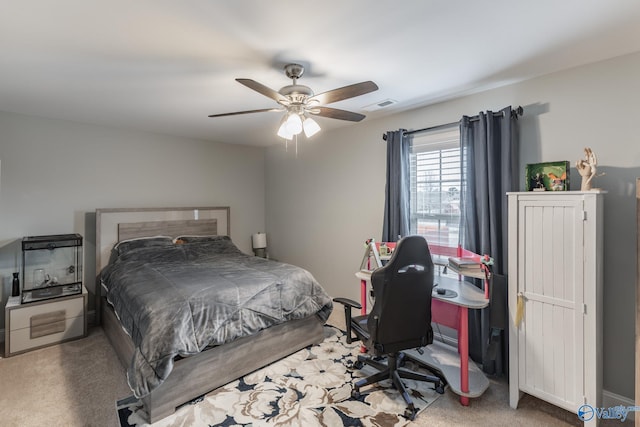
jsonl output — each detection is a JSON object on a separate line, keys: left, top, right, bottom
{"left": 409, "top": 126, "right": 462, "bottom": 248}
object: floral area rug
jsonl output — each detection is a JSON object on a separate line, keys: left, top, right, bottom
{"left": 116, "top": 326, "right": 442, "bottom": 427}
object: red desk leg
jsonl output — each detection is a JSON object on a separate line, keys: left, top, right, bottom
{"left": 360, "top": 279, "right": 367, "bottom": 353}
{"left": 459, "top": 306, "right": 470, "bottom": 406}
{"left": 360, "top": 279, "right": 367, "bottom": 315}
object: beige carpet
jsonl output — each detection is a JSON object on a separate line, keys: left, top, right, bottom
{"left": 0, "top": 311, "right": 624, "bottom": 426}
{"left": 0, "top": 327, "right": 131, "bottom": 426}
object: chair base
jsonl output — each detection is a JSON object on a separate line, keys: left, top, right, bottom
{"left": 351, "top": 352, "right": 445, "bottom": 420}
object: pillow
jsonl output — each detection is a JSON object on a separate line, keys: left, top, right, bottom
{"left": 173, "top": 235, "right": 241, "bottom": 255}
{"left": 173, "top": 235, "right": 226, "bottom": 244}
{"left": 113, "top": 236, "right": 174, "bottom": 255}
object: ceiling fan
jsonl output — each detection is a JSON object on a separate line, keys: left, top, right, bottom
{"left": 208, "top": 63, "right": 378, "bottom": 139}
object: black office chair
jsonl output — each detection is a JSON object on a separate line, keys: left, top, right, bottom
{"left": 334, "top": 235, "right": 445, "bottom": 420}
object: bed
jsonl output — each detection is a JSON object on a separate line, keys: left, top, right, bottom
{"left": 96, "top": 207, "right": 332, "bottom": 423}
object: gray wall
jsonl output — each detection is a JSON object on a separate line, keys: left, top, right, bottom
{"left": 0, "top": 112, "right": 266, "bottom": 324}
{"left": 266, "top": 51, "right": 640, "bottom": 400}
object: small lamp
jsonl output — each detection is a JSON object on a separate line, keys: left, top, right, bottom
{"left": 252, "top": 232, "right": 267, "bottom": 258}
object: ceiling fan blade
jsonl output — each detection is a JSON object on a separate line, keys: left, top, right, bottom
{"left": 311, "top": 107, "right": 366, "bottom": 122}
{"left": 309, "top": 81, "right": 378, "bottom": 105}
{"left": 208, "top": 108, "right": 283, "bottom": 118}
{"left": 236, "top": 78, "right": 289, "bottom": 103}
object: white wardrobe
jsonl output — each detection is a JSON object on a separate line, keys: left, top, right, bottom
{"left": 507, "top": 192, "right": 604, "bottom": 422}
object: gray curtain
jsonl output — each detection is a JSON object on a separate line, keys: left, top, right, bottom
{"left": 460, "top": 106, "right": 519, "bottom": 376}
{"left": 382, "top": 130, "right": 411, "bottom": 242}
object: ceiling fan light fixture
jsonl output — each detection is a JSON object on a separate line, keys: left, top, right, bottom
{"left": 303, "top": 116, "right": 321, "bottom": 138}
{"left": 284, "top": 112, "right": 303, "bottom": 135}
{"left": 277, "top": 118, "right": 294, "bottom": 140}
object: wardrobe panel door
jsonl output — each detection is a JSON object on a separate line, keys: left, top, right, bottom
{"left": 517, "top": 199, "right": 584, "bottom": 411}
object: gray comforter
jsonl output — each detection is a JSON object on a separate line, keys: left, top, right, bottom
{"left": 101, "top": 235, "right": 333, "bottom": 398}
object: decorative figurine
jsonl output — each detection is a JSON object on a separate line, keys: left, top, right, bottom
{"left": 532, "top": 173, "right": 546, "bottom": 191}
{"left": 547, "top": 171, "right": 567, "bottom": 191}
{"left": 575, "top": 147, "right": 604, "bottom": 191}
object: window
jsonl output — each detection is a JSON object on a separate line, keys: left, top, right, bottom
{"left": 409, "top": 126, "right": 462, "bottom": 252}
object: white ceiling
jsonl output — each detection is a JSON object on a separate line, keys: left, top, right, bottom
{"left": 2, "top": 1, "right": 640, "bottom": 147}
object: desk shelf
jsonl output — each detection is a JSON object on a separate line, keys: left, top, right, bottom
{"left": 446, "top": 264, "right": 487, "bottom": 280}
{"left": 405, "top": 341, "right": 490, "bottom": 398}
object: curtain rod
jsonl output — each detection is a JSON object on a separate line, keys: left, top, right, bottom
{"left": 382, "top": 106, "right": 524, "bottom": 140}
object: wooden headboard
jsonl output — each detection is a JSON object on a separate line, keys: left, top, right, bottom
{"left": 117, "top": 219, "right": 219, "bottom": 242}
{"left": 95, "top": 206, "right": 230, "bottom": 323}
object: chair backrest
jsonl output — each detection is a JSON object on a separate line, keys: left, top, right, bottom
{"left": 368, "top": 235, "right": 434, "bottom": 355}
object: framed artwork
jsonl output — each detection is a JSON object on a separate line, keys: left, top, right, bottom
{"left": 525, "top": 161, "right": 570, "bottom": 191}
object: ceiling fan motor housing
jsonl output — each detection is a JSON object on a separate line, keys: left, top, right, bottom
{"left": 279, "top": 63, "right": 314, "bottom": 105}
{"left": 279, "top": 84, "right": 314, "bottom": 104}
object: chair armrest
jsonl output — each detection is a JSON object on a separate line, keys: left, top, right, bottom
{"left": 333, "top": 297, "right": 362, "bottom": 344}
{"left": 333, "top": 297, "right": 362, "bottom": 310}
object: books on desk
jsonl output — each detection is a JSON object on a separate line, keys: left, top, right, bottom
{"left": 448, "top": 256, "right": 482, "bottom": 270}
{"left": 448, "top": 257, "right": 486, "bottom": 279}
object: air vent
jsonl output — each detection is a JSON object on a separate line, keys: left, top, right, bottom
{"left": 362, "top": 99, "right": 398, "bottom": 112}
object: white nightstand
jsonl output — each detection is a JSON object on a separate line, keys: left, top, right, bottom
{"left": 4, "top": 286, "right": 87, "bottom": 357}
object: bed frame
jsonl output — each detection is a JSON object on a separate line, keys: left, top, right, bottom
{"left": 96, "top": 207, "right": 326, "bottom": 423}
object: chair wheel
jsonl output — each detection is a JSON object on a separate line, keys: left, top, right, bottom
{"left": 404, "top": 407, "right": 417, "bottom": 420}
{"left": 435, "top": 382, "right": 445, "bottom": 394}
{"left": 353, "top": 360, "right": 364, "bottom": 369}
{"left": 351, "top": 389, "right": 361, "bottom": 399}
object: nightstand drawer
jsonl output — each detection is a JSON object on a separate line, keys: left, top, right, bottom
{"left": 9, "top": 315, "right": 85, "bottom": 354}
{"left": 5, "top": 287, "right": 87, "bottom": 357}
{"left": 8, "top": 296, "right": 84, "bottom": 331}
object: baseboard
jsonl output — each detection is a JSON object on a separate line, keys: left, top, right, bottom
{"left": 602, "top": 389, "right": 635, "bottom": 421}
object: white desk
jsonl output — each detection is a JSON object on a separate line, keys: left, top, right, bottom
{"left": 355, "top": 270, "right": 490, "bottom": 405}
